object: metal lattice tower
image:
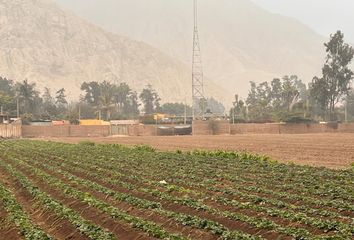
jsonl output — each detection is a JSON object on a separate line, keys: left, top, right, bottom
{"left": 192, "top": 0, "right": 205, "bottom": 119}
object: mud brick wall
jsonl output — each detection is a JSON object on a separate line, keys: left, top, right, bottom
{"left": 22, "top": 125, "right": 110, "bottom": 138}
{"left": 192, "top": 121, "right": 212, "bottom": 135}
{"left": 230, "top": 124, "right": 280, "bottom": 134}
{"left": 192, "top": 120, "right": 230, "bottom": 135}
{"left": 230, "top": 123, "right": 354, "bottom": 134}
{"left": 128, "top": 125, "right": 157, "bottom": 136}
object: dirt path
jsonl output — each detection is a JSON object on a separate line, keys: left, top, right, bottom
{"left": 36, "top": 134, "right": 354, "bottom": 169}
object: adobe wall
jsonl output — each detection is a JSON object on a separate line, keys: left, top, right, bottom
{"left": 230, "top": 123, "right": 354, "bottom": 134}
{"left": 192, "top": 121, "right": 212, "bottom": 135}
{"left": 0, "top": 125, "right": 22, "bottom": 138}
{"left": 22, "top": 125, "right": 110, "bottom": 138}
{"left": 128, "top": 125, "right": 157, "bottom": 136}
{"left": 230, "top": 123, "right": 280, "bottom": 134}
{"left": 192, "top": 120, "right": 230, "bottom": 135}
{"left": 69, "top": 125, "right": 110, "bottom": 137}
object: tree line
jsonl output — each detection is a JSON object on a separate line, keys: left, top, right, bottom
{"left": 231, "top": 31, "right": 354, "bottom": 123}
{"left": 0, "top": 78, "right": 225, "bottom": 123}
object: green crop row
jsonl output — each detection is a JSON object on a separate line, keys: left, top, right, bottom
{"left": 6, "top": 141, "right": 352, "bottom": 230}
{"left": 4, "top": 147, "right": 262, "bottom": 240}
{"left": 0, "top": 161, "right": 116, "bottom": 240}
{"left": 28, "top": 140, "right": 352, "bottom": 218}
{"left": 7, "top": 143, "right": 353, "bottom": 240}
{"left": 0, "top": 180, "right": 52, "bottom": 240}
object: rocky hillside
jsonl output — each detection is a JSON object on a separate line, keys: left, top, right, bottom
{"left": 56, "top": 0, "right": 327, "bottom": 96}
{"left": 0, "top": 0, "right": 227, "bottom": 103}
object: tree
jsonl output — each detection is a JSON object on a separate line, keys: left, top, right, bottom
{"left": 346, "top": 91, "right": 354, "bottom": 122}
{"left": 246, "top": 81, "right": 272, "bottom": 122}
{"left": 81, "top": 82, "right": 101, "bottom": 107}
{"left": 15, "top": 80, "right": 40, "bottom": 115}
{"left": 230, "top": 95, "right": 247, "bottom": 122}
{"left": 206, "top": 97, "right": 225, "bottom": 114}
{"left": 310, "top": 31, "right": 354, "bottom": 121}
{"left": 114, "top": 83, "right": 131, "bottom": 114}
{"left": 161, "top": 103, "right": 192, "bottom": 116}
{"left": 42, "top": 88, "right": 57, "bottom": 118}
{"left": 99, "top": 81, "right": 115, "bottom": 120}
{"left": 139, "top": 85, "right": 160, "bottom": 115}
{"left": 0, "top": 77, "right": 15, "bottom": 113}
{"left": 55, "top": 88, "right": 67, "bottom": 106}
{"left": 125, "top": 91, "right": 140, "bottom": 118}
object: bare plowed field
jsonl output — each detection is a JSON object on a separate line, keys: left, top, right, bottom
{"left": 44, "top": 134, "right": 354, "bottom": 169}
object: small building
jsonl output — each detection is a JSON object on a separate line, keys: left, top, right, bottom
{"left": 29, "top": 120, "right": 52, "bottom": 126}
{"left": 52, "top": 120, "right": 70, "bottom": 126}
{"left": 110, "top": 120, "right": 139, "bottom": 125}
{"left": 79, "top": 119, "right": 110, "bottom": 126}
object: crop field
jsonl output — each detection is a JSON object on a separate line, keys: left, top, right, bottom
{"left": 44, "top": 134, "right": 354, "bottom": 169}
{"left": 0, "top": 140, "right": 353, "bottom": 240}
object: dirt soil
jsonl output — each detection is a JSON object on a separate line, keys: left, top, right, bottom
{"left": 38, "top": 134, "right": 354, "bottom": 169}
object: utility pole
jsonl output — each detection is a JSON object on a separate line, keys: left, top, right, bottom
{"left": 232, "top": 107, "right": 235, "bottom": 125}
{"left": 192, "top": 0, "right": 205, "bottom": 120}
{"left": 184, "top": 97, "right": 187, "bottom": 125}
{"left": 16, "top": 98, "right": 20, "bottom": 119}
{"left": 78, "top": 103, "right": 81, "bottom": 121}
{"left": 345, "top": 100, "right": 348, "bottom": 123}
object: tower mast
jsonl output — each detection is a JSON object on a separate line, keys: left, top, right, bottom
{"left": 192, "top": 0, "right": 205, "bottom": 120}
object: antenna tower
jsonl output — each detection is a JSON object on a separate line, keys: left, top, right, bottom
{"left": 192, "top": 0, "right": 205, "bottom": 119}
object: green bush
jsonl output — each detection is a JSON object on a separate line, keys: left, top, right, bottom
{"left": 133, "top": 144, "right": 156, "bottom": 152}
{"left": 78, "top": 140, "right": 96, "bottom": 147}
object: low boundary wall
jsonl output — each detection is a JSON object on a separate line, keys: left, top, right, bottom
{"left": 0, "top": 125, "right": 22, "bottom": 138}
{"left": 193, "top": 120, "right": 230, "bottom": 135}
{"left": 230, "top": 123, "right": 354, "bottom": 134}
{"left": 22, "top": 125, "right": 110, "bottom": 138}
{"left": 18, "top": 122, "right": 354, "bottom": 138}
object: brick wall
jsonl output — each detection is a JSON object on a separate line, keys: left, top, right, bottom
{"left": 230, "top": 123, "right": 354, "bottom": 134}
{"left": 128, "top": 125, "right": 157, "bottom": 136}
{"left": 22, "top": 125, "right": 110, "bottom": 138}
{"left": 192, "top": 120, "right": 230, "bottom": 135}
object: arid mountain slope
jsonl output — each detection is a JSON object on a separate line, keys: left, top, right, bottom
{"left": 0, "top": 0, "right": 227, "bottom": 103}
{"left": 56, "top": 0, "right": 326, "bottom": 96}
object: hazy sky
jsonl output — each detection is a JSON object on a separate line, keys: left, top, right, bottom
{"left": 251, "top": 0, "right": 354, "bottom": 43}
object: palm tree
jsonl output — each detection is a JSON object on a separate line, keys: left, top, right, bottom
{"left": 99, "top": 81, "right": 115, "bottom": 120}
{"left": 15, "top": 80, "right": 39, "bottom": 114}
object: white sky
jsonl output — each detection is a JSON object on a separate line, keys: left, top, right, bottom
{"left": 251, "top": 0, "right": 354, "bottom": 43}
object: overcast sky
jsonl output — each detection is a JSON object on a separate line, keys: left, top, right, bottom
{"left": 251, "top": 0, "right": 354, "bottom": 43}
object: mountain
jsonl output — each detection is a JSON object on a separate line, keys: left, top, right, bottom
{"left": 0, "top": 0, "right": 227, "bottom": 103}
{"left": 56, "top": 0, "right": 327, "bottom": 97}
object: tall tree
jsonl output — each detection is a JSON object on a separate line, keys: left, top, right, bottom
{"left": 42, "top": 88, "right": 57, "bottom": 118}
{"left": 230, "top": 94, "right": 247, "bottom": 122}
{"left": 99, "top": 81, "right": 115, "bottom": 120}
{"left": 310, "top": 31, "right": 354, "bottom": 120}
{"left": 246, "top": 81, "right": 272, "bottom": 121}
{"left": 0, "top": 77, "right": 15, "bottom": 113}
{"left": 161, "top": 103, "right": 192, "bottom": 116}
{"left": 125, "top": 91, "right": 140, "bottom": 118}
{"left": 139, "top": 85, "right": 160, "bottom": 115}
{"left": 15, "top": 80, "right": 40, "bottom": 115}
{"left": 55, "top": 88, "right": 68, "bottom": 106}
{"left": 114, "top": 83, "right": 132, "bottom": 114}
{"left": 81, "top": 81, "right": 101, "bottom": 107}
